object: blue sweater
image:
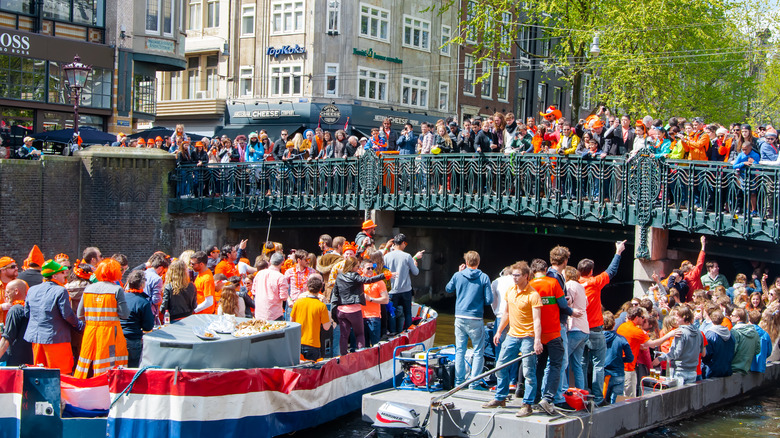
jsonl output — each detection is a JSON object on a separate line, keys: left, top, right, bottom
{"left": 445, "top": 267, "right": 492, "bottom": 319}
{"left": 702, "top": 324, "right": 735, "bottom": 378}
{"left": 605, "top": 330, "right": 633, "bottom": 376}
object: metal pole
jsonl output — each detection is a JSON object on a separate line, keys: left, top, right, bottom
{"left": 72, "top": 88, "right": 80, "bottom": 141}
{"left": 265, "top": 211, "right": 273, "bottom": 243}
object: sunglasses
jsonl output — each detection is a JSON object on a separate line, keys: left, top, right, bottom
{"left": 512, "top": 274, "right": 523, "bottom": 277}
{"left": 2, "top": 264, "right": 18, "bottom": 269}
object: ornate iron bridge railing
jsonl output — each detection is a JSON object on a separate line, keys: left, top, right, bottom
{"left": 169, "top": 150, "right": 780, "bottom": 252}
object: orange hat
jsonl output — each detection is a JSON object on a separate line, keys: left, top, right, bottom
{"left": 94, "top": 258, "right": 122, "bottom": 283}
{"left": 72, "top": 260, "right": 92, "bottom": 280}
{"left": 138, "top": 138, "right": 146, "bottom": 145}
{"left": 55, "top": 253, "right": 69, "bottom": 261}
{"left": 343, "top": 242, "right": 358, "bottom": 255}
{"left": 362, "top": 220, "right": 377, "bottom": 230}
{"left": 24, "top": 245, "right": 44, "bottom": 269}
{"left": 155, "top": 136, "right": 163, "bottom": 142}
{"left": 195, "top": 141, "right": 204, "bottom": 148}
{"left": 539, "top": 105, "right": 563, "bottom": 120}
{"left": 0, "top": 256, "right": 16, "bottom": 269}
{"left": 635, "top": 120, "right": 645, "bottom": 128}
{"left": 585, "top": 115, "right": 599, "bottom": 126}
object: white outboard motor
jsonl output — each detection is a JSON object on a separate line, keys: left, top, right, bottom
{"left": 370, "top": 402, "right": 428, "bottom": 438}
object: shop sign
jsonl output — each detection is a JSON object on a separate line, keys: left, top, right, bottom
{"left": 319, "top": 104, "right": 341, "bottom": 124}
{"left": 352, "top": 48, "right": 402, "bottom": 64}
{"left": 371, "top": 114, "right": 421, "bottom": 127}
{"left": 146, "top": 38, "right": 175, "bottom": 53}
{"left": 266, "top": 45, "right": 306, "bottom": 58}
{"left": 117, "top": 120, "right": 130, "bottom": 127}
{"left": 234, "top": 109, "right": 297, "bottom": 119}
{"left": 0, "top": 31, "right": 30, "bottom": 55}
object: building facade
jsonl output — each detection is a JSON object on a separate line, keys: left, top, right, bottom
{"left": 157, "top": 0, "right": 460, "bottom": 139}
{"left": 0, "top": 1, "right": 185, "bottom": 148}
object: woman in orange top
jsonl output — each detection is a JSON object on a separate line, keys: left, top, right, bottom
{"left": 361, "top": 260, "right": 389, "bottom": 347}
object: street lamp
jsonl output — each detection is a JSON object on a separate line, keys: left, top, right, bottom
{"left": 63, "top": 54, "right": 92, "bottom": 143}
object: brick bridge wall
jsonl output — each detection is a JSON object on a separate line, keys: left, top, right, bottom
{"left": 0, "top": 147, "right": 176, "bottom": 267}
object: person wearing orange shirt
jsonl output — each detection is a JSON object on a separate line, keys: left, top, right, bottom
{"left": 191, "top": 251, "right": 216, "bottom": 314}
{"left": 577, "top": 240, "right": 626, "bottom": 406}
{"left": 483, "top": 261, "right": 541, "bottom": 417}
{"left": 0, "top": 256, "right": 20, "bottom": 323}
{"left": 214, "top": 240, "right": 247, "bottom": 280}
{"left": 680, "top": 236, "right": 706, "bottom": 302}
{"left": 291, "top": 276, "right": 332, "bottom": 361}
{"left": 529, "top": 258, "right": 581, "bottom": 412}
{"left": 616, "top": 307, "right": 677, "bottom": 397}
{"left": 361, "top": 260, "right": 389, "bottom": 347}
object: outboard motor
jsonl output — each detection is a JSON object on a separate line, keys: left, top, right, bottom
{"left": 370, "top": 402, "right": 429, "bottom": 438}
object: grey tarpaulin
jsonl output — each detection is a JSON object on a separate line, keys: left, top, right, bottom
{"left": 140, "top": 315, "right": 302, "bottom": 369}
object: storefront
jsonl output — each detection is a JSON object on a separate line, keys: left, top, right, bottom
{"left": 0, "top": 28, "right": 113, "bottom": 149}
{"left": 219, "top": 101, "right": 443, "bottom": 141}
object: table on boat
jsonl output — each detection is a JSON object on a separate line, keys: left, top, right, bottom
{"left": 140, "top": 315, "right": 302, "bottom": 369}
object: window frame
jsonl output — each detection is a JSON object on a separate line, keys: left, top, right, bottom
{"left": 497, "top": 64, "right": 509, "bottom": 102}
{"left": 402, "top": 14, "right": 431, "bottom": 52}
{"left": 146, "top": 0, "right": 161, "bottom": 34}
{"left": 440, "top": 25, "right": 451, "bottom": 56}
{"left": 401, "top": 74, "right": 429, "bottom": 109}
{"left": 359, "top": 3, "right": 390, "bottom": 42}
{"left": 270, "top": 0, "right": 305, "bottom": 35}
{"left": 269, "top": 63, "right": 304, "bottom": 97}
{"left": 516, "top": 78, "right": 528, "bottom": 121}
{"left": 240, "top": 4, "right": 255, "bottom": 36}
{"left": 206, "top": 0, "right": 219, "bottom": 29}
{"left": 239, "top": 66, "right": 253, "bottom": 97}
{"left": 357, "top": 66, "right": 388, "bottom": 103}
{"left": 465, "top": 1, "right": 477, "bottom": 44}
{"left": 438, "top": 81, "right": 449, "bottom": 112}
{"left": 480, "top": 59, "right": 492, "bottom": 99}
{"left": 463, "top": 54, "right": 475, "bottom": 96}
{"left": 188, "top": 0, "right": 201, "bottom": 30}
{"left": 324, "top": 62, "right": 339, "bottom": 97}
{"left": 326, "top": 0, "right": 340, "bottom": 34}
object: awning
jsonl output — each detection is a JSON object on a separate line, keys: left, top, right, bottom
{"left": 214, "top": 124, "right": 307, "bottom": 142}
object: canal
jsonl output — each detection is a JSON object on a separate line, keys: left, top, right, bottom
{"left": 293, "top": 302, "right": 780, "bottom": 438}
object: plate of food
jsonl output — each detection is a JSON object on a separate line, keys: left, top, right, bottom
{"left": 192, "top": 326, "right": 220, "bottom": 340}
{"left": 233, "top": 319, "right": 287, "bottom": 337}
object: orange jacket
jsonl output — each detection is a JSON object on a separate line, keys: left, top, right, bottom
{"left": 682, "top": 131, "right": 709, "bottom": 161}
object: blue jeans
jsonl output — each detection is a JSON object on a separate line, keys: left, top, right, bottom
{"left": 605, "top": 372, "right": 624, "bottom": 404}
{"left": 673, "top": 369, "right": 697, "bottom": 385}
{"left": 567, "top": 330, "right": 589, "bottom": 389}
{"left": 454, "top": 317, "right": 486, "bottom": 388}
{"left": 539, "top": 336, "right": 565, "bottom": 403}
{"left": 365, "top": 317, "right": 381, "bottom": 346}
{"left": 391, "top": 291, "right": 413, "bottom": 332}
{"left": 494, "top": 317, "right": 518, "bottom": 385}
{"left": 494, "top": 336, "right": 536, "bottom": 404}
{"left": 587, "top": 328, "right": 607, "bottom": 404}
{"left": 541, "top": 326, "right": 568, "bottom": 403}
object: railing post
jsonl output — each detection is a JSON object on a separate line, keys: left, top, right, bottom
{"left": 629, "top": 147, "right": 662, "bottom": 259}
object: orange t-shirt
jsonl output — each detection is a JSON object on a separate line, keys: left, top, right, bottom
{"left": 529, "top": 275, "right": 563, "bottom": 344}
{"left": 215, "top": 260, "right": 239, "bottom": 279}
{"left": 194, "top": 269, "right": 216, "bottom": 314}
{"left": 580, "top": 272, "right": 610, "bottom": 328}
{"left": 362, "top": 280, "right": 386, "bottom": 319}
{"left": 504, "top": 284, "right": 542, "bottom": 339}
{"left": 616, "top": 320, "right": 649, "bottom": 372}
{"left": 291, "top": 296, "right": 330, "bottom": 348}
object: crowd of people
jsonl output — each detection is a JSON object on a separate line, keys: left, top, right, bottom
{"left": 0, "top": 220, "right": 427, "bottom": 372}
{"left": 446, "top": 235, "right": 780, "bottom": 417}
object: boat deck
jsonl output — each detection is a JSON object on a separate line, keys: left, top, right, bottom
{"left": 362, "top": 362, "right": 780, "bottom": 438}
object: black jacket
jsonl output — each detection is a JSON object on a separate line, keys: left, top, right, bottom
{"left": 331, "top": 272, "right": 386, "bottom": 307}
{"left": 160, "top": 283, "right": 197, "bottom": 321}
{"left": 474, "top": 130, "right": 493, "bottom": 153}
{"left": 605, "top": 126, "right": 634, "bottom": 156}
{"left": 272, "top": 139, "right": 287, "bottom": 161}
{"left": 457, "top": 131, "right": 476, "bottom": 153}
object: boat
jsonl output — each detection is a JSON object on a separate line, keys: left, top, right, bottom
{"left": 0, "top": 303, "right": 437, "bottom": 438}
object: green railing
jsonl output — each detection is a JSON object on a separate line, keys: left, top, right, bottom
{"left": 169, "top": 150, "right": 780, "bottom": 252}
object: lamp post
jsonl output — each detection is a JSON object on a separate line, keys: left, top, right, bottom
{"left": 62, "top": 54, "right": 92, "bottom": 144}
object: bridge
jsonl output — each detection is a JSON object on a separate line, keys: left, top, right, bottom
{"left": 169, "top": 148, "right": 779, "bottom": 260}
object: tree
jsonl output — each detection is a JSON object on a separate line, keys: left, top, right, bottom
{"left": 439, "top": 0, "right": 774, "bottom": 124}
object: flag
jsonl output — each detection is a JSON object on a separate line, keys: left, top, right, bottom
{"left": 344, "top": 117, "right": 350, "bottom": 131}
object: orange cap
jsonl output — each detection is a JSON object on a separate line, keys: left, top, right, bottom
{"left": 0, "top": 256, "right": 16, "bottom": 269}
{"left": 592, "top": 120, "right": 604, "bottom": 129}
{"left": 24, "top": 245, "right": 44, "bottom": 269}
{"left": 362, "top": 220, "right": 377, "bottom": 230}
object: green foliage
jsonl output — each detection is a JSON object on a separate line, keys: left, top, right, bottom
{"left": 440, "top": 0, "right": 779, "bottom": 124}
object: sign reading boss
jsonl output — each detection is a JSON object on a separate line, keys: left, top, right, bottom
{"left": 0, "top": 32, "right": 30, "bottom": 53}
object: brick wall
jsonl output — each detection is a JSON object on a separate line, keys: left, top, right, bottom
{"left": 0, "top": 147, "right": 176, "bottom": 268}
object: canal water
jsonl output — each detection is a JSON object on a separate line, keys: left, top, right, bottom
{"left": 290, "top": 305, "right": 780, "bottom": 437}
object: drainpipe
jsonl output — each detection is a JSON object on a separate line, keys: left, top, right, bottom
{"left": 34, "top": 0, "right": 43, "bottom": 33}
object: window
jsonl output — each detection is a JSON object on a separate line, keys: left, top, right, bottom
{"left": 553, "top": 86, "right": 563, "bottom": 110}
{"left": 518, "top": 25, "right": 530, "bottom": 54}
{"left": 271, "top": 1, "right": 304, "bottom": 34}
{"left": 270, "top": 64, "right": 303, "bottom": 96}
{"left": 188, "top": 0, "right": 201, "bottom": 30}
{"left": 134, "top": 74, "right": 156, "bottom": 114}
{"left": 480, "top": 60, "right": 492, "bottom": 98}
{"left": 440, "top": 25, "right": 451, "bottom": 56}
{"left": 241, "top": 5, "right": 255, "bottom": 36}
{"left": 537, "top": 82, "right": 547, "bottom": 117}
{"left": 43, "top": 0, "right": 70, "bottom": 21}
{"left": 497, "top": 65, "right": 509, "bottom": 101}
{"left": 500, "top": 12, "right": 512, "bottom": 51}
{"left": 146, "top": 0, "right": 160, "bottom": 33}
{"left": 325, "top": 63, "right": 339, "bottom": 96}
{"left": 465, "top": 1, "right": 477, "bottom": 44}
{"left": 403, "top": 15, "right": 430, "bottom": 51}
{"left": 163, "top": 0, "right": 173, "bottom": 34}
{"left": 170, "top": 71, "right": 182, "bottom": 100}
{"left": 582, "top": 73, "right": 592, "bottom": 109}
{"left": 187, "top": 57, "right": 200, "bottom": 98}
{"left": 359, "top": 4, "right": 389, "bottom": 41}
{"left": 438, "top": 82, "right": 449, "bottom": 111}
{"left": 327, "top": 0, "right": 340, "bottom": 33}
{"left": 401, "top": 75, "right": 428, "bottom": 108}
{"left": 206, "top": 55, "right": 218, "bottom": 98}
{"left": 463, "top": 54, "right": 474, "bottom": 95}
{"left": 206, "top": 0, "right": 219, "bottom": 28}
{"left": 516, "top": 79, "right": 527, "bottom": 121}
{"left": 239, "top": 67, "right": 253, "bottom": 97}
{"left": 357, "top": 67, "right": 387, "bottom": 102}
